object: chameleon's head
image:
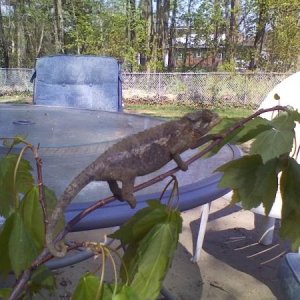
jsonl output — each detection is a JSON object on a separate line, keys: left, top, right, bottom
{"left": 183, "top": 110, "right": 220, "bottom": 135}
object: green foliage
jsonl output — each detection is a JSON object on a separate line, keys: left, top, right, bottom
{"left": 109, "top": 200, "right": 175, "bottom": 243}
{"left": 250, "top": 113, "right": 295, "bottom": 162}
{"left": 0, "top": 154, "right": 34, "bottom": 217}
{"left": 28, "top": 266, "right": 55, "bottom": 295}
{"left": 0, "top": 151, "right": 47, "bottom": 277}
{"left": 0, "top": 288, "right": 12, "bottom": 300}
{"left": 0, "top": 145, "right": 56, "bottom": 293}
{"left": 19, "top": 187, "right": 45, "bottom": 250}
{"left": 72, "top": 273, "right": 103, "bottom": 299}
{"left": 9, "top": 212, "right": 39, "bottom": 276}
{"left": 280, "top": 158, "right": 300, "bottom": 250}
{"left": 0, "top": 214, "right": 14, "bottom": 276}
{"left": 218, "top": 156, "right": 278, "bottom": 214}
{"left": 74, "top": 201, "right": 181, "bottom": 300}
{"left": 217, "top": 108, "right": 300, "bottom": 248}
{"left": 1, "top": 0, "right": 300, "bottom": 71}
{"left": 114, "top": 200, "right": 182, "bottom": 300}
{"left": 73, "top": 274, "right": 138, "bottom": 300}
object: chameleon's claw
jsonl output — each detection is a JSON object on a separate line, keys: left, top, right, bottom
{"left": 124, "top": 194, "right": 137, "bottom": 209}
{"left": 127, "top": 199, "right": 136, "bottom": 209}
{"left": 115, "top": 194, "right": 136, "bottom": 209}
{"left": 180, "top": 162, "right": 188, "bottom": 171}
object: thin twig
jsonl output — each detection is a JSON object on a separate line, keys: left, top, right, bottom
{"left": 32, "top": 145, "right": 48, "bottom": 227}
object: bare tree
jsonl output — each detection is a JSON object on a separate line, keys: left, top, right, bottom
{"left": 53, "top": 0, "right": 64, "bottom": 53}
{"left": 224, "top": 0, "right": 240, "bottom": 68}
{"left": 0, "top": 2, "right": 9, "bottom": 67}
{"left": 181, "top": 0, "right": 193, "bottom": 71}
{"left": 167, "top": 0, "right": 177, "bottom": 71}
{"left": 249, "top": 1, "right": 268, "bottom": 70}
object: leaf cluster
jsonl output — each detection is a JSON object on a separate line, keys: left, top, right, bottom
{"left": 72, "top": 200, "right": 182, "bottom": 300}
{"left": 0, "top": 152, "right": 57, "bottom": 297}
{"left": 215, "top": 109, "right": 300, "bottom": 249}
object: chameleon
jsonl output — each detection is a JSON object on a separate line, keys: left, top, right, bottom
{"left": 46, "top": 109, "right": 220, "bottom": 256}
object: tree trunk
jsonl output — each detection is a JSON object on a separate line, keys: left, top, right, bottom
{"left": 181, "top": 0, "right": 193, "bottom": 72}
{"left": 249, "top": 2, "right": 268, "bottom": 70}
{"left": 127, "top": 0, "right": 136, "bottom": 46}
{"left": 167, "top": 0, "right": 177, "bottom": 71}
{"left": 139, "top": 0, "right": 153, "bottom": 69}
{"left": 0, "top": 5, "right": 9, "bottom": 67}
{"left": 53, "top": 0, "right": 64, "bottom": 53}
{"left": 224, "top": 0, "right": 239, "bottom": 67}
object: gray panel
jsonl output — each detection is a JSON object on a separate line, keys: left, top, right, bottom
{"left": 33, "top": 55, "right": 122, "bottom": 111}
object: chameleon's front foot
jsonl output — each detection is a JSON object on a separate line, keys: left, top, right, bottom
{"left": 172, "top": 153, "right": 188, "bottom": 171}
{"left": 108, "top": 179, "right": 136, "bottom": 208}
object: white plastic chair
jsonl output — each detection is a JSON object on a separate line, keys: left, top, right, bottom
{"left": 192, "top": 72, "right": 300, "bottom": 261}
{"left": 254, "top": 72, "right": 300, "bottom": 249}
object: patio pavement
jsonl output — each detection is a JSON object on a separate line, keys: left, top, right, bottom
{"left": 47, "top": 196, "right": 288, "bottom": 300}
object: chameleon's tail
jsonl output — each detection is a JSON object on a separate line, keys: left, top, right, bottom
{"left": 46, "top": 170, "right": 92, "bottom": 257}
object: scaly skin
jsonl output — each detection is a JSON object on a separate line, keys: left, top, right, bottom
{"left": 46, "top": 110, "right": 220, "bottom": 257}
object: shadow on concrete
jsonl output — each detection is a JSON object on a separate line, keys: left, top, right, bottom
{"left": 164, "top": 243, "right": 203, "bottom": 299}
{"left": 189, "top": 203, "right": 289, "bottom": 300}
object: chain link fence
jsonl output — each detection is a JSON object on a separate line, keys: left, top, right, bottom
{"left": 122, "top": 72, "right": 290, "bottom": 109}
{"left": 0, "top": 68, "right": 290, "bottom": 108}
{"left": 0, "top": 68, "right": 33, "bottom": 95}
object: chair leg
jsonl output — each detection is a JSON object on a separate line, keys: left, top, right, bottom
{"left": 191, "top": 203, "right": 210, "bottom": 263}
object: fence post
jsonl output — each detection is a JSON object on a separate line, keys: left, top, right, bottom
{"left": 158, "top": 73, "right": 161, "bottom": 101}
{"left": 243, "top": 74, "right": 247, "bottom": 104}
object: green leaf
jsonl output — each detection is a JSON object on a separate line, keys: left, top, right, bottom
{"left": 0, "top": 155, "right": 34, "bottom": 217}
{"left": 206, "top": 117, "right": 244, "bottom": 155}
{"left": 72, "top": 273, "right": 102, "bottom": 300}
{"left": 272, "top": 112, "right": 296, "bottom": 131}
{"left": 112, "top": 285, "right": 139, "bottom": 300}
{"left": 280, "top": 158, "right": 300, "bottom": 209}
{"left": 0, "top": 214, "right": 14, "bottom": 276}
{"left": 280, "top": 158, "right": 300, "bottom": 249}
{"left": 206, "top": 117, "right": 272, "bottom": 156}
{"left": 101, "top": 284, "right": 114, "bottom": 300}
{"left": 128, "top": 221, "right": 180, "bottom": 300}
{"left": 217, "top": 156, "right": 279, "bottom": 213}
{"left": 209, "top": 117, "right": 242, "bottom": 134}
{"left": 96, "top": 283, "right": 138, "bottom": 300}
{"left": 218, "top": 156, "right": 262, "bottom": 191}
{"left": 9, "top": 212, "right": 39, "bottom": 277}
{"left": 250, "top": 113, "right": 295, "bottom": 163}
{"left": 20, "top": 186, "right": 45, "bottom": 250}
{"left": 233, "top": 117, "right": 272, "bottom": 144}
{"left": 287, "top": 109, "right": 300, "bottom": 123}
{"left": 118, "top": 204, "right": 182, "bottom": 299}
{"left": 29, "top": 265, "right": 55, "bottom": 295}
{"left": 257, "top": 159, "right": 279, "bottom": 215}
{"left": 109, "top": 200, "right": 172, "bottom": 244}
{"left": 2, "top": 135, "right": 25, "bottom": 148}
{"left": 0, "top": 288, "right": 12, "bottom": 299}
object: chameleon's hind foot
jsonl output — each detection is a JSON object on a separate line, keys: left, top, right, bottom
{"left": 119, "top": 192, "right": 136, "bottom": 209}
{"left": 114, "top": 195, "right": 136, "bottom": 209}
{"left": 108, "top": 180, "right": 122, "bottom": 198}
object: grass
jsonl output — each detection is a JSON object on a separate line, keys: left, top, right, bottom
{"left": 125, "top": 104, "right": 253, "bottom": 119}
{"left": 0, "top": 95, "right": 32, "bottom": 104}
{"left": 0, "top": 96, "right": 253, "bottom": 119}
